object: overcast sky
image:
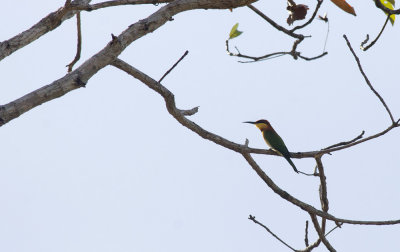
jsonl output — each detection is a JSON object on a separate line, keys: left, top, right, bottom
{"left": 1, "top": 1, "right": 400, "bottom": 251}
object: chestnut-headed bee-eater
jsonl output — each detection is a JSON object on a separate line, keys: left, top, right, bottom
{"left": 244, "top": 119, "right": 298, "bottom": 173}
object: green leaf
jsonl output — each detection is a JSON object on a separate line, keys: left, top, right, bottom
{"left": 229, "top": 23, "right": 243, "bottom": 40}
{"left": 381, "top": 0, "right": 395, "bottom": 25}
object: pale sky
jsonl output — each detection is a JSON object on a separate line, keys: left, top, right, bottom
{"left": 1, "top": 1, "right": 400, "bottom": 251}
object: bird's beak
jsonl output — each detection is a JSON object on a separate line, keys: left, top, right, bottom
{"left": 243, "top": 121, "right": 256, "bottom": 124}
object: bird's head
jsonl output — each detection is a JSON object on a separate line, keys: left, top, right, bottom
{"left": 243, "top": 119, "right": 272, "bottom": 131}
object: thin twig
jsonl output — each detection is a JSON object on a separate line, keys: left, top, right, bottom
{"left": 226, "top": 40, "right": 327, "bottom": 62}
{"left": 67, "top": 12, "right": 82, "bottom": 72}
{"left": 310, "top": 214, "right": 337, "bottom": 252}
{"left": 159, "top": 50, "right": 188, "bottom": 83}
{"left": 360, "top": 15, "right": 390, "bottom": 51}
{"left": 248, "top": 215, "right": 297, "bottom": 251}
{"left": 343, "top": 35, "right": 395, "bottom": 124}
{"left": 323, "top": 130, "right": 365, "bottom": 150}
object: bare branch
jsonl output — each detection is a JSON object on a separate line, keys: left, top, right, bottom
{"left": 226, "top": 40, "right": 327, "bottom": 62}
{"left": 159, "top": 50, "right": 189, "bottom": 83}
{"left": 241, "top": 152, "right": 400, "bottom": 225}
{"left": 66, "top": 12, "right": 82, "bottom": 72}
{"left": 343, "top": 34, "right": 395, "bottom": 124}
{"left": 310, "top": 214, "right": 336, "bottom": 252}
{"left": 110, "top": 58, "right": 400, "bottom": 226}
{"left": 248, "top": 215, "right": 296, "bottom": 251}
{"left": 360, "top": 15, "right": 390, "bottom": 51}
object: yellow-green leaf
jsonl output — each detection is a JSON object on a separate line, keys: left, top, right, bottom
{"left": 381, "top": 0, "right": 395, "bottom": 25}
{"left": 229, "top": 23, "right": 243, "bottom": 40}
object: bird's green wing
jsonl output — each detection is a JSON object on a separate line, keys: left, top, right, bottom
{"left": 263, "top": 130, "right": 298, "bottom": 173}
{"left": 262, "top": 130, "right": 291, "bottom": 157}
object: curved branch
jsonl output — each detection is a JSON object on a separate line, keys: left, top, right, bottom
{"left": 110, "top": 58, "right": 400, "bottom": 226}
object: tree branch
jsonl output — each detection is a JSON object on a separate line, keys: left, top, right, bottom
{"left": 108, "top": 58, "right": 400, "bottom": 226}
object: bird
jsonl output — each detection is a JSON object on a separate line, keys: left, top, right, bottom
{"left": 244, "top": 119, "right": 298, "bottom": 173}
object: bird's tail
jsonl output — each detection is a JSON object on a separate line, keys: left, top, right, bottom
{"left": 285, "top": 157, "right": 299, "bottom": 173}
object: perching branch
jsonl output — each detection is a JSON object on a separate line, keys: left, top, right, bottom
{"left": 110, "top": 57, "right": 400, "bottom": 226}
